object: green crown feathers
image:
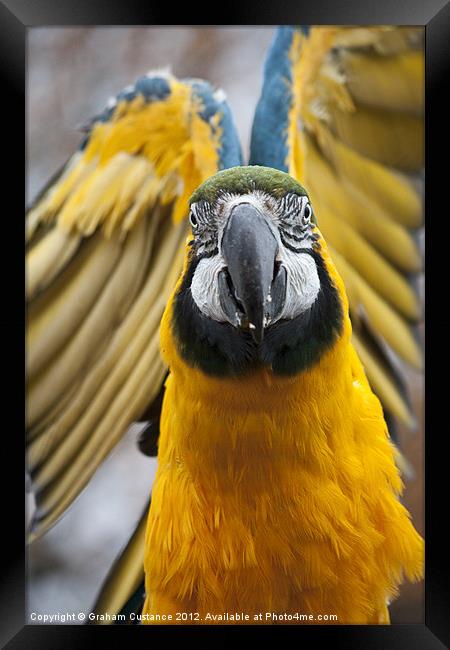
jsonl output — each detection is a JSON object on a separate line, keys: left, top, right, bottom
{"left": 190, "top": 166, "right": 309, "bottom": 205}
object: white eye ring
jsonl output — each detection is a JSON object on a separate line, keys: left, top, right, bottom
{"left": 189, "top": 210, "right": 198, "bottom": 228}
{"left": 302, "top": 202, "right": 312, "bottom": 224}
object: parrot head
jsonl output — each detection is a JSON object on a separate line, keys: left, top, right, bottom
{"left": 169, "top": 166, "right": 344, "bottom": 377}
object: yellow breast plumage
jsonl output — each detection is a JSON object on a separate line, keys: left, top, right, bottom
{"left": 143, "top": 227, "right": 423, "bottom": 624}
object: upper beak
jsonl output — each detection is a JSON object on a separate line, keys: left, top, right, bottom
{"left": 219, "top": 202, "right": 286, "bottom": 343}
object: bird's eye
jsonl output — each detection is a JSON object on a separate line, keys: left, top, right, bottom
{"left": 189, "top": 211, "right": 198, "bottom": 228}
{"left": 303, "top": 202, "right": 312, "bottom": 224}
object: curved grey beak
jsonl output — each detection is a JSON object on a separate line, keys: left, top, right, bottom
{"left": 219, "top": 202, "right": 286, "bottom": 343}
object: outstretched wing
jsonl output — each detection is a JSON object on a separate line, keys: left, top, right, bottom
{"left": 27, "top": 71, "right": 242, "bottom": 541}
{"left": 250, "top": 26, "right": 424, "bottom": 428}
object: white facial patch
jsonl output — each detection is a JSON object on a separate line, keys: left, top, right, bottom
{"left": 276, "top": 246, "right": 321, "bottom": 321}
{"left": 191, "top": 255, "right": 228, "bottom": 321}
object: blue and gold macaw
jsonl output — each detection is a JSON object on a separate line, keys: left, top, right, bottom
{"left": 26, "top": 26, "right": 424, "bottom": 622}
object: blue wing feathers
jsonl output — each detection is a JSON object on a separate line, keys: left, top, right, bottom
{"left": 79, "top": 74, "right": 242, "bottom": 169}
{"left": 189, "top": 79, "right": 242, "bottom": 170}
{"left": 249, "top": 26, "right": 295, "bottom": 171}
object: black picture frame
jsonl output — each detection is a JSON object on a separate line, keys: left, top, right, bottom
{"left": 2, "top": 0, "right": 448, "bottom": 646}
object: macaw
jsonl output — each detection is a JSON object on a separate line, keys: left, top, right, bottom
{"left": 26, "top": 26, "right": 424, "bottom": 623}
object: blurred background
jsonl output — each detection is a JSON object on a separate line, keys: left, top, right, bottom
{"left": 26, "top": 27, "right": 424, "bottom": 624}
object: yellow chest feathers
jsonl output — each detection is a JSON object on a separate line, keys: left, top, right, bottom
{"left": 144, "top": 313, "right": 423, "bottom": 623}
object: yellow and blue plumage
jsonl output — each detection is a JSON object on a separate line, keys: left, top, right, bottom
{"left": 26, "top": 26, "right": 424, "bottom": 623}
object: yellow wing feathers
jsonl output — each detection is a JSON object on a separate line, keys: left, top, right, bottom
{"left": 26, "top": 72, "right": 235, "bottom": 539}
{"left": 28, "top": 80, "right": 220, "bottom": 240}
{"left": 288, "top": 27, "right": 424, "bottom": 426}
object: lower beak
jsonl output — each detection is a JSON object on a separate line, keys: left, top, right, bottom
{"left": 220, "top": 203, "right": 286, "bottom": 343}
